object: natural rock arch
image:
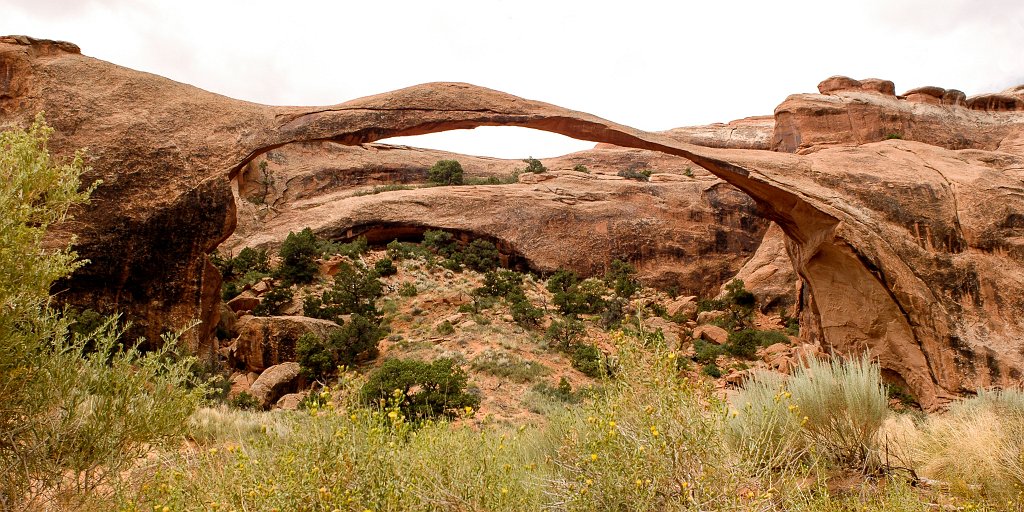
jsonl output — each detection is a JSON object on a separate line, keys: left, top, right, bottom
{"left": 4, "top": 36, "right": 1024, "bottom": 409}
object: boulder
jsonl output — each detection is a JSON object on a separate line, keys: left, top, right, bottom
{"left": 249, "top": 362, "right": 302, "bottom": 409}
{"left": 227, "top": 291, "right": 261, "bottom": 314}
{"left": 693, "top": 325, "right": 729, "bottom": 345}
{"left": 233, "top": 315, "right": 342, "bottom": 372}
{"left": 697, "top": 310, "right": 726, "bottom": 324}
{"left": 643, "top": 317, "right": 681, "bottom": 348}
{"left": 665, "top": 296, "right": 697, "bottom": 319}
{"left": 275, "top": 392, "right": 307, "bottom": 411}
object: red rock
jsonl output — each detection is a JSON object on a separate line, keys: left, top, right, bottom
{"left": 693, "top": 325, "right": 729, "bottom": 345}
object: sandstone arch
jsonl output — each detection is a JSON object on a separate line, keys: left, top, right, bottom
{"left": 4, "top": 36, "right": 1024, "bottom": 408}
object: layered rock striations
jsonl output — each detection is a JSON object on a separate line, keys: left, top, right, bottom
{"left": 5, "top": 36, "right": 1024, "bottom": 408}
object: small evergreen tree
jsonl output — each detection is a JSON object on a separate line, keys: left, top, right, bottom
{"left": 428, "top": 159, "right": 464, "bottom": 185}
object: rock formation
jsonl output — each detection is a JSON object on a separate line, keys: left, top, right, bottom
{"left": 5, "top": 36, "right": 1024, "bottom": 409}
{"left": 225, "top": 141, "right": 769, "bottom": 296}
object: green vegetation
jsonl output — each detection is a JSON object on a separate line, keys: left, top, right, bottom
{"left": 521, "top": 156, "right": 547, "bottom": 173}
{"left": 570, "top": 343, "right": 606, "bottom": 378}
{"left": 617, "top": 168, "right": 653, "bottom": 181}
{"left": 724, "top": 328, "right": 790, "bottom": 359}
{"left": 546, "top": 316, "right": 586, "bottom": 350}
{"left": 275, "top": 228, "right": 320, "bottom": 285}
{"left": 470, "top": 350, "right": 550, "bottom": 383}
{"left": 427, "top": 159, "right": 464, "bottom": 186}
{"left": 0, "top": 116, "right": 202, "bottom": 509}
{"left": 303, "top": 261, "right": 383, "bottom": 322}
{"left": 398, "top": 281, "right": 418, "bottom": 297}
{"left": 604, "top": 259, "right": 639, "bottom": 298}
{"left": 572, "top": 164, "right": 589, "bottom": 173}
{"left": 251, "top": 284, "right": 293, "bottom": 316}
{"left": 297, "top": 315, "right": 383, "bottom": 381}
{"left": 374, "top": 257, "right": 397, "bottom": 277}
{"left": 360, "top": 358, "right": 480, "bottom": 420}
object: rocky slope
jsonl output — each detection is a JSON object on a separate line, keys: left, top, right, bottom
{"left": 5, "top": 35, "right": 1024, "bottom": 408}
{"left": 225, "top": 141, "right": 770, "bottom": 297}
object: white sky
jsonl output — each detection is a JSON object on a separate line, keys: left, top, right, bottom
{"left": 6, "top": 0, "right": 1024, "bottom": 158}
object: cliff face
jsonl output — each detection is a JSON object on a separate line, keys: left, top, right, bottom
{"left": 5, "top": 35, "right": 1024, "bottom": 409}
{"left": 225, "top": 141, "right": 769, "bottom": 297}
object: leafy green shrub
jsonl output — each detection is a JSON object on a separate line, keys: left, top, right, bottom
{"left": 605, "top": 259, "right": 639, "bottom": 298}
{"left": 600, "top": 297, "right": 628, "bottom": 330}
{"left": 571, "top": 343, "right": 606, "bottom": 378}
{"left": 702, "top": 361, "right": 723, "bottom": 378}
{"left": 722, "top": 279, "right": 755, "bottom": 309}
{"left": 521, "top": 157, "right": 546, "bottom": 173}
{"left": 692, "top": 339, "right": 723, "bottom": 365}
{"left": 531, "top": 376, "right": 588, "bottom": 404}
{"left": 213, "top": 247, "right": 270, "bottom": 281}
{"left": 724, "top": 329, "right": 789, "bottom": 359}
{"left": 319, "top": 236, "right": 369, "bottom": 259}
{"left": 572, "top": 164, "right": 589, "bottom": 173}
{"left": 361, "top": 358, "right": 479, "bottom": 419}
{"left": 374, "top": 258, "right": 397, "bottom": 277}
{"left": 275, "top": 228, "right": 320, "bottom": 284}
{"left": 228, "top": 391, "right": 261, "bottom": 411}
{"left": 422, "top": 229, "right": 457, "bottom": 257}
{"left": 617, "top": 168, "right": 653, "bottom": 181}
{"left": 546, "top": 269, "right": 580, "bottom": 294}
{"left": 398, "top": 282, "right": 418, "bottom": 297}
{"left": 386, "top": 239, "right": 411, "bottom": 260}
{"left": 305, "top": 262, "right": 383, "bottom": 322}
{"left": 683, "top": 166, "right": 694, "bottom": 177}
{"left": 251, "top": 285, "right": 293, "bottom": 316}
{"left": 546, "top": 317, "right": 585, "bottom": 351}
{"left": 461, "top": 239, "right": 499, "bottom": 272}
{"left": 0, "top": 115, "right": 202, "bottom": 508}
{"left": 428, "top": 159, "right": 464, "bottom": 185}
{"left": 297, "top": 315, "right": 383, "bottom": 381}
{"left": 509, "top": 296, "right": 542, "bottom": 327}
{"left": 477, "top": 269, "right": 524, "bottom": 297}
{"left": 436, "top": 320, "right": 455, "bottom": 336}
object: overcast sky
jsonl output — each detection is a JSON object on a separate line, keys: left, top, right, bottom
{"left": 6, "top": 1, "right": 1024, "bottom": 158}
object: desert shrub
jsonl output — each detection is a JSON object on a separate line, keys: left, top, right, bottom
{"left": 600, "top": 297, "right": 628, "bottom": 329}
{"left": 422, "top": 229, "right": 457, "bottom": 257}
{"left": 509, "top": 295, "right": 543, "bottom": 327}
{"left": 571, "top": 343, "right": 606, "bottom": 378}
{"left": 435, "top": 320, "right": 455, "bottom": 335}
{"left": 553, "top": 279, "right": 607, "bottom": 316}
{"left": 386, "top": 239, "right": 411, "bottom": 259}
{"left": 546, "top": 317, "right": 586, "bottom": 351}
{"left": 572, "top": 164, "right": 589, "bottom": 173}
{"left": 228, "top": 391, "right": 261, "bottom": 411}
{"left": 605, "top": 259, "right": 639, "bottom": 298}
{"left": 351, "top": 184, "right": 416, "bottom": 196}
{"left": 251, "top": 285, "right": 293, "bottom": 316}
{"left": 310, "top": 261, "right": 384, "bottom": 321}
{"left": 546, "top": 269, "right": 580, "bottom": 294}
{"left": 702, "top": 361, "right": 723, "bottom": 378}
{"left": 724, "top": 328, "right": 789, "bottom": 359}
{"left": 0, "top": 115, "right": 202, "bottom": 508}
{"left": 692, "top": 339, "right": 724, "bottom": 365}
{"left": 275, "top": 228, "right": 320, "bottom": 284}
{"left": 398, "top": 282, "right": 418, "bottom": 297}
{"left": 374, "top": 257, "right": 397, "bottom": 277}
{"left": 521, "top": 156, "right": 546, "bottom": 173}
{"left": 462, "top": 239, "right": 499, "bottom": 272}
{"left": 722, "top": 278, "right": 755, "bottom": 309}
{"left": 696, "top": 298, "right": 727, "bottom": 312}
{"left": 361, "top": 358, "right": 479, "bottom": 419}
{"left": 617, "top": 168, "right": 652, "bottom": 181}
{"left": 683, "top": 166, "right": 694, "bottom": 177}
{"left": 794, "top": 356, "right": 888, "bottom": 468}
{"left": 477, "top": 269, "right": 524, "bottom": 297}
{"left": 781, "top": 311, "right": 800, "bottom": 336}
{"left": 318, "top": 235, "right": 368, "bottom": 259}
{"left": 428, "top": 159, "right": 464, "bottom": 185}
{"left": 214, "top": 246, "right": 270, "bottom": 281}
{"left": 470, "top": 350, "right": 550, "bottom": 383}
{"left": 297, "top": 315, "right": 383, "bottom": 381}
{"left": 725, "top": 371, "right": 804, "bottom": 470}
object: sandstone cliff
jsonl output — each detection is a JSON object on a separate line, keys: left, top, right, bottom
{"left": 5, "top": 35, "right": 1024, "bottom": 409}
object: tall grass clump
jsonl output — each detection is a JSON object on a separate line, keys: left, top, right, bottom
{"left": 0, "top": 115, "right": 204, "bottom": 510}
{"left": 913, "top": 388, "right": 1024, "bottom": 499}
{"left": 728, "top": 355, "right": 888, "bottom": 472}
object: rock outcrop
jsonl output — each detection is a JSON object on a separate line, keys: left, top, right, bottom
{"left": 231, "top": 315, "right": 342, "bottom": 373}
{"left": 5, "top": 37, "right": 1024, "bottom": 409}
{"left": 723, "top": 223, "right": 798, "bottom": 312}
{"left": 226, "top": 142, "right": 769, "bottom": 296}
{"left": 248, "top": 362, "right": 302, "bottom": 409}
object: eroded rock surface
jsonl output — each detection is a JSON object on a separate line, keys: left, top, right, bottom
{"left": 4, "top": 38, "right": 1024, "bottom": 409}
{"left": 226, "top": 142, "right": 769, "bottom": 296}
